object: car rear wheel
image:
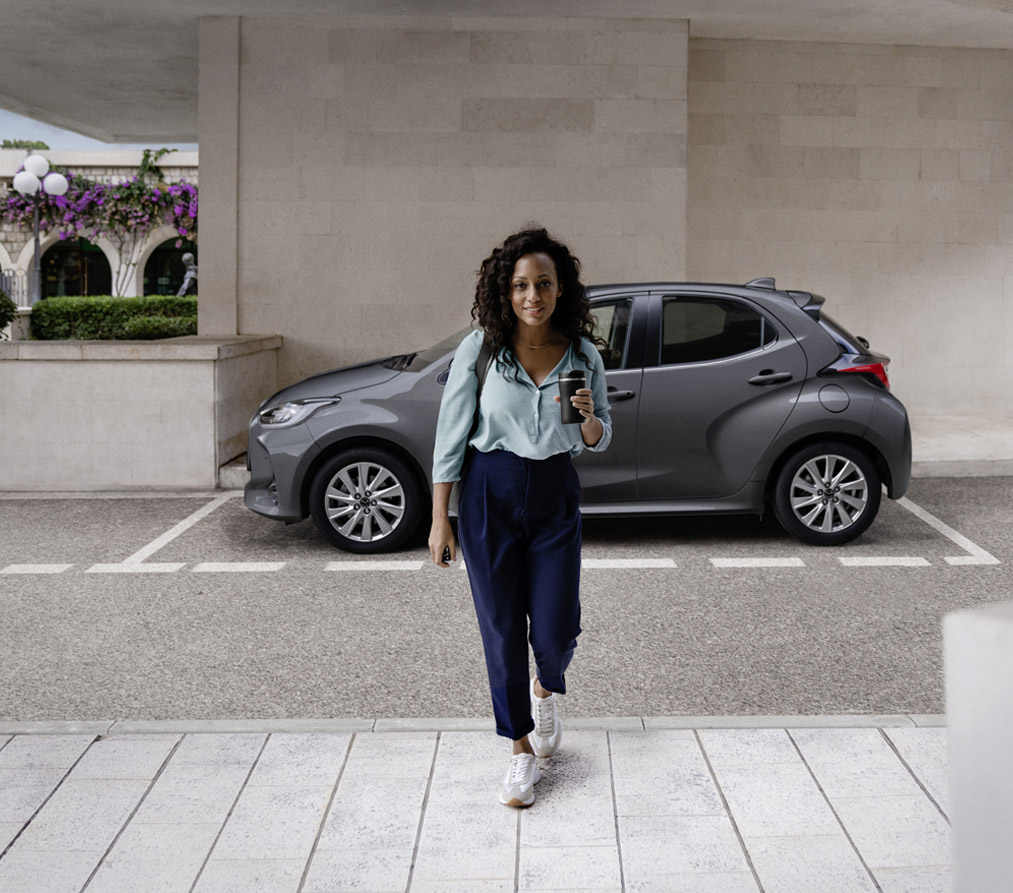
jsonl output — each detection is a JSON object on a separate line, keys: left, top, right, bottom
{"left": 309, "top": 448, "right": 422, "bottom": 553}
{"left": 773, "top": 442, "right": 881, "bottom": 545}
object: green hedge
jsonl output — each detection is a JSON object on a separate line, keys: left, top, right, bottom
{"left": 30, "top": 295, "right": 198, "bottom": 341}
{"left": 0, "top": 289, "right": 16, "bottom": 339}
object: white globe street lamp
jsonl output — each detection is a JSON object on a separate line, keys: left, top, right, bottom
{"left": 13, "top": 154, "right": 69, "bottom": 306}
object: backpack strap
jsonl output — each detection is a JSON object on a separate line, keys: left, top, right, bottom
{"left": 468, "top": 334, "right": 494, "bottom": 441}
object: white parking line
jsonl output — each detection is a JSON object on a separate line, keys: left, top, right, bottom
{"left": 898, "top": 497, "right": 1001, "bottom": 566}
{"left": 86, "top": 563, "right": 185, "bottom": 573}
{"left": 192, "top": 562, "right": 286, "bottom": 573}
{"left": 124, "top": 493, "right": 236, "bottom": 564}
{"left": 1, "top": 564, "right": 73, "bottom": 574}
{"left": 710, "top": 557, "right": 806, "bottom": 568}
{"left": 85, "top": 493, "right": 237, "bottom": 574}
{"left": 838, "top": 556, "right": 932, "bottom": 567}
{"left": 582, "top": 558, "right": 678, "bottom": 569}
{"left": 327, "top": 561, "right": 426, "bottom": 571}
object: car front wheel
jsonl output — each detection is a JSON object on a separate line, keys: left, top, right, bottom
{"left": 309, "top": 448, "right": 422, "bottom": 553}
{"left": 773, "top": 442, "right": 881, "bottom": 545}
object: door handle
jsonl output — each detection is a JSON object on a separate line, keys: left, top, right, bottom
{"left": 607, "top": 388, "right": 636, "bottom": 402}
{"left": 747, "top": 370, "right": 793, "bottom": 385}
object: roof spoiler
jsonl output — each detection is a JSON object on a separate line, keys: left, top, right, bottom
{"left": 745, "top": 277, "right": 824, "bottom": 321}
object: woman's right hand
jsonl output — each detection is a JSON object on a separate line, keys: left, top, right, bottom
{"left": 429, "top": 517, "right": 456, "bottom": 568}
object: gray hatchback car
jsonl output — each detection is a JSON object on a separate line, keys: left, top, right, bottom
{"left": 245, "top": 278, "right": 911, "bottom": 552}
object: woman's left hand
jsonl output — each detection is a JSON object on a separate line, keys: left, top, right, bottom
{"left": 554, "top": 388, "right": 602, "bottom": 445}
{"left": 554, "top": 387, "right": 595, "bottom": 420}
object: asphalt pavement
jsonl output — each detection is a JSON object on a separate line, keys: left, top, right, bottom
{"left": 0, "top": 477, "right": 1008, "bottom": 721}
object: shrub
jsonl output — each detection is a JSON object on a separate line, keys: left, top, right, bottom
{"left": 0, "top": 288, "right": 16, "bottom": 340}
{"left": 30, "top": 295, "right": 198, "bottom": 341}
{"left": 120, "top": 315, "right": 198, "bottom": 340}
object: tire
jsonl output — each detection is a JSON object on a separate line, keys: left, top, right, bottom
{"left": 773, "top": 441, "right": 881, "bottom": 546}
{"left": 308, "top": 448, "right": 422, "bottom": 553}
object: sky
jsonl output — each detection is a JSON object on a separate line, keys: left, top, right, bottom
{"left": 0, "top": 108, "right": 197, "bottom": 152}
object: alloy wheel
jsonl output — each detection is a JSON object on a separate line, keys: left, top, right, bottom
{"left": 322, "top": 461, "right": 405, "bottom": 544}
{"left": 787, "top": 453, "right": 869, "bottom": 534}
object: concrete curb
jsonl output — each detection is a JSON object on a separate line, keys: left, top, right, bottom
{"left": 0, "top": 714, "right": 946, "bottom": 735}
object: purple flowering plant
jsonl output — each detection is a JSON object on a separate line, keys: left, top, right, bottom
{"left": 1, "top": 148, "right": 198, "bottom": 296}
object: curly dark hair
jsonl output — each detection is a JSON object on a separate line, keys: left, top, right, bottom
{"left": 472, "top": 227, "right": 605, "bottom": 376}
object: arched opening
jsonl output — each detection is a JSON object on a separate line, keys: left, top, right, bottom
{"left": 143, "top": 238, "right": 198, "bottom": 296}
{"left": 41, "top": 237, "right": 113, "bottom": 297}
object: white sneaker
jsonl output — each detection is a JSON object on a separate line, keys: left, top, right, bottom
{"left": 528, "top": 677, "right": 562, "bottom": 758}
{"left": 499, "top": 751, "right": 540, "bottom": 807}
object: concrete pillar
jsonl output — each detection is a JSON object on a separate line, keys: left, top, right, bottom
{"left": 944, "top": 601, "right": 1013, "bottom": 892}
{"left": 197, "top": 16, "right": 240, "bottom": 335}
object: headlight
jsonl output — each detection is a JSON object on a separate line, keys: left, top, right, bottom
{"left": 259, "top": 397, "right": 340, "bottom": 427}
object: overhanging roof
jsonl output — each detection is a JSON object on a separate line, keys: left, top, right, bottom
{"left": 1, "top": 0, "right": 1012, "bottom": 143}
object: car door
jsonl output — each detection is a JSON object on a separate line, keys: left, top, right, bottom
{"left": 636, "top": 292, "right": 806, "bottom": 500}
{"left": 572, "top": 295, "right": 644, "bottom": 504}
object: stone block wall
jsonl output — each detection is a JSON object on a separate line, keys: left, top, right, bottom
{"left": 688, "top": 39, "right": 1013, "bottom": 416}
{"left": 229, "top": 15, "right": 688, "bottom": 386}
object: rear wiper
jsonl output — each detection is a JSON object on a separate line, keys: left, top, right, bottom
{"left": 380, "top": 352, "right": 418, "bottom": 370}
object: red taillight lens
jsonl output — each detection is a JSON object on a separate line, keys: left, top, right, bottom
{"left": 840, "top": 362, "right": 890, "bottom": 389}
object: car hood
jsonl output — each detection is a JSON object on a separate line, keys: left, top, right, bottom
{"left": 258, "top": 358, "right": 402, "bottom": 410}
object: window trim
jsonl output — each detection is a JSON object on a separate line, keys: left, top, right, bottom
{"left": 589, "top": 294, "right": 644, "bottom": 371}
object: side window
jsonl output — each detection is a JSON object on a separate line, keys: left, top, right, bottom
{"left": 661, "top": 297, "right": 774, "bottom": 365}
{"left": 590, "top": 299, "right": 632, "bottom": 370}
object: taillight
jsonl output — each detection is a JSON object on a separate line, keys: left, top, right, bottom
{"left": 839, "top": 362, "right": 890, "bottom": 389}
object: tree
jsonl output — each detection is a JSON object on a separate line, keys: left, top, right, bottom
{"left": 2, "top": 139, "right": 50, "bottom": 150}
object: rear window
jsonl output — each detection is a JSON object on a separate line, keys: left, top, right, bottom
{"left": 660, "top": 297, "right": 775, "bottom": 364}
{"left": 818, "top": 313, "right": 864, "bottom": 353}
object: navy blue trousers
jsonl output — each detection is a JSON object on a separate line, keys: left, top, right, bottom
{"left": 458, "top": 449, "right": 582, "bottom": 740}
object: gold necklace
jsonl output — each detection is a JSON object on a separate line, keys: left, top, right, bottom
{"left": 514, "top": 337, "right": 561, "bottom": 349}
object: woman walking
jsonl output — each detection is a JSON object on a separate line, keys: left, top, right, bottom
{"left": 429, "top": 227, "right": 612, "bottom": 807}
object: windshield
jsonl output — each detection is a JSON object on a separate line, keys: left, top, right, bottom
{"left": 399, "top": 326, "right": 477, "bottom": 372}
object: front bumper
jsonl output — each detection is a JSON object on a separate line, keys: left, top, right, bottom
{"left": 243, "top": 419, "right": 321, "bottom": 522}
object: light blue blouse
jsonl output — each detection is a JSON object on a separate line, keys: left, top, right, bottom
{"left": 432, "top": 329, "right": 613, "bottom": 484}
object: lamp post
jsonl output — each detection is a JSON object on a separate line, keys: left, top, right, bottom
{"left": 12, "top": 154, "right": 69, "bottom": 306}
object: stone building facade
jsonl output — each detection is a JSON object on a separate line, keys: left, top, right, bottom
{"left": 196, "top": 15, "right": 1013, "bottom": 418}
{"left": 0, "top": 149, "right": 198, "bottom": 304}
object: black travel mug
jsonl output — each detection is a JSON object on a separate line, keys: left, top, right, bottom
{"left": 558, "top": 370, "right": 586, "bottom": 425}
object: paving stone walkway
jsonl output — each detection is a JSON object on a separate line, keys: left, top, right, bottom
{"left": 0, "top": 722, "right": 950, "bottom": 892}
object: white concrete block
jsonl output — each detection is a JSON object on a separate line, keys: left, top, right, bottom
{"left": 302, "top": 846, "right": 411, "bottom": 892}
{"left": 69, "top": 735, "right": 179, "bottom": 781}
{"left": 519, "top": 845, "right": 623, "bottom": 890}
{"left": 945, "top": 601, "right": 1013, "bottom": 891}
{"left": 0, "top": 849, "right": 102, "bottom": 893}
{"left": 12, "top": 779, "right": 149, "bottom": 851}
{"left": 698, "top": 728, "right": 798, "bottom": 766}
{"left": 712, "top": 762, "right": 841, "bottom": 837}
{"left": 619, "top": 814, "right": 750, "bottom": 878}
{"left": 246, "top": 733, "right": 349, "bottom": 787}
{"left": 132, "top": 766, "right": 251, "bottom": 826}
{"left": 831, "top": 795, "right": 950, "bottom": 869}
{"left": 211, "top": 784, "right": 334, "bottom": 860}
{"left": 0, "top": 768, "right": 65, "bottom": 823}
{"left": 0, "top": 735, "right": 94, "bottom": 769}
{"left": 745, "top": 834, "right": 876, "bottom": 893}
{"left": 317, "top": 775, "right": 427, "bottom": 851}
{"left": 882, "top": 727, "right": 950, "bottom": 816}
{"left": 193, "top": 859, "right": 306, "bottom": 893}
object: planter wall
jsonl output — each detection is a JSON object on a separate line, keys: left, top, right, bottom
{"left": 0, "top": 335, "right": 280, "bottom": 490}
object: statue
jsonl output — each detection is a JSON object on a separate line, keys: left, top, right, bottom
{"left": 176, "top": 252, "right": 198, "bottom": 296}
